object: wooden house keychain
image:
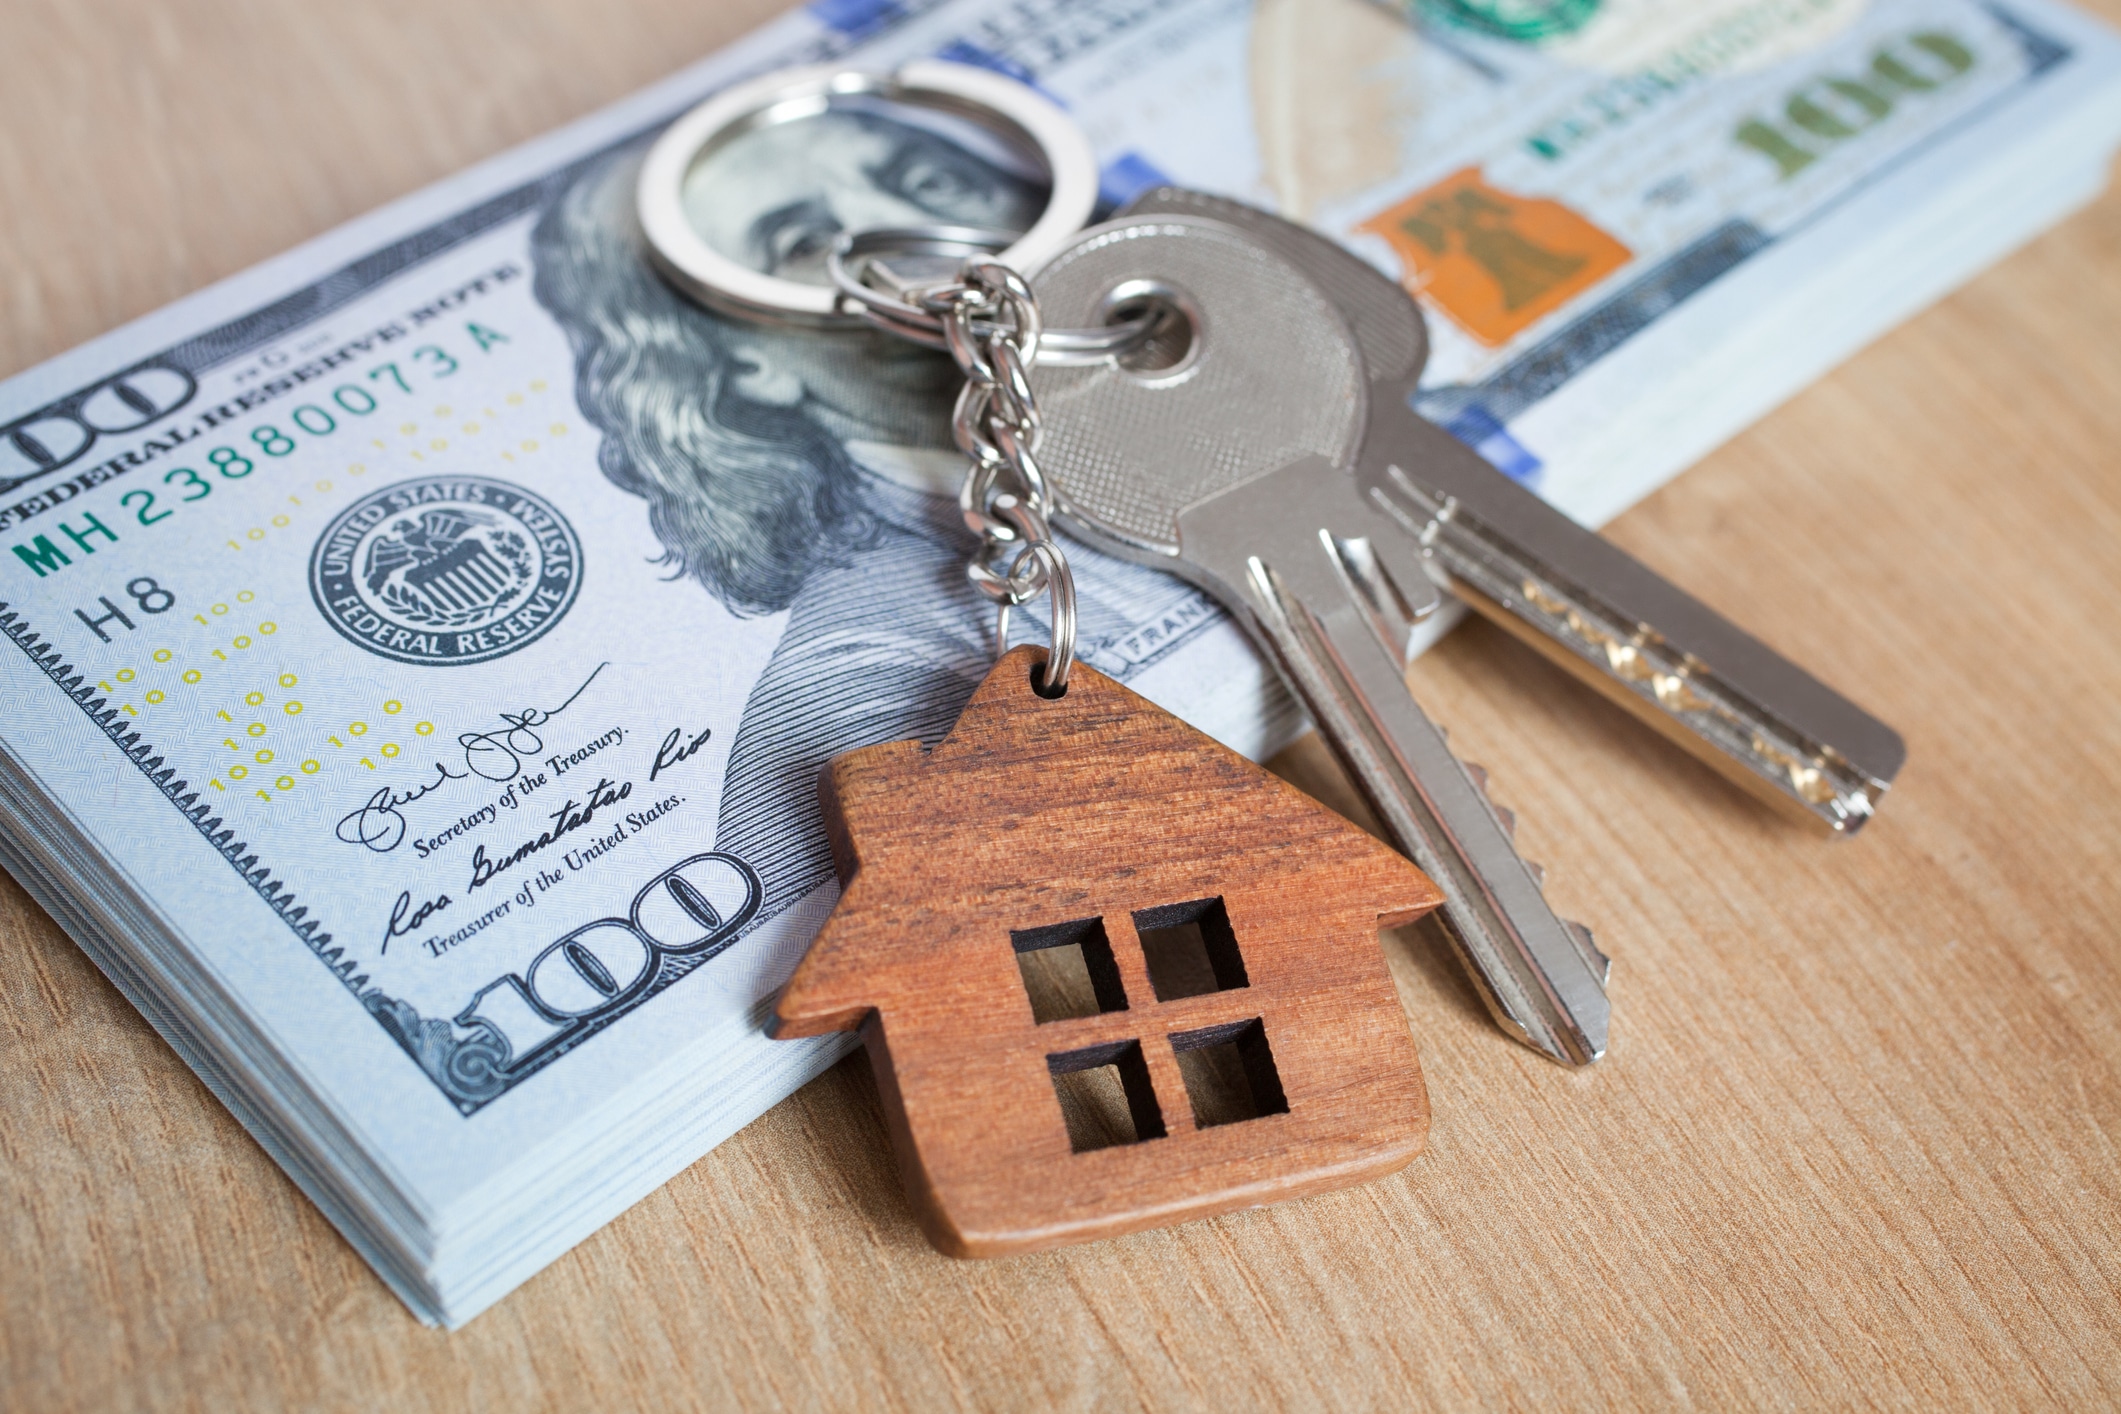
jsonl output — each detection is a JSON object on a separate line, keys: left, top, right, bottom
{"left": 640, "top": 62, "right": 1445, "bottom": 1257}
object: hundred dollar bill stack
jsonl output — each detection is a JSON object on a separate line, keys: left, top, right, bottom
{"left": 2, "top": 0, "right": 2118, "bottom": 1325}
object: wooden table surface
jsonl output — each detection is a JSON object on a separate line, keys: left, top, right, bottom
{"left": 4, "top": 2, "right": 2119, "bottom": 1408}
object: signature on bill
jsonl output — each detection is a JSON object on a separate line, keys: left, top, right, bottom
{"left": 333, "top": 662, "right": 610, "bottom": 853}
{"left": 334, "top": 762, "right": 466, "bottom": 852}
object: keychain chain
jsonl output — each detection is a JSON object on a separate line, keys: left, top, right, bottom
{"left": 827, "top": 227, "right": 1155, "bottom": 696}
{"left": 929, "top": 259, "right": 1075, "bottom": 693}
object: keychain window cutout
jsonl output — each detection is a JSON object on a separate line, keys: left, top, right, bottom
{"left": 1012, "top": 917, "right": 1128, "bottom": 1023}
{"left": 1134, "top": 898, "right": 1249, "bottom": 1001}
{"left": 1047, "top": 1040, "right": 1167, "bottom": 1152}
{"left": 1170, "top": 1019, "right": 1289, "bottom": 1129}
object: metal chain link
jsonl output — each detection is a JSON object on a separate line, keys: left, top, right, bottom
{"left": 942, "top": 258, "right": 1076, "bottom": 692}
{"left": 833, "top": 238, "right": 1078, "bottom": 691}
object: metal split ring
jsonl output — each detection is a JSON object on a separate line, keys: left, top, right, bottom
{"left": 637, "top": 62, "right": 1098, "bottom": 327}
{"left": 967, "top": 495, "right": 1075, "bottom": 690}
{"left": 638, "top": 59, "right": 1082, "bottom": 694}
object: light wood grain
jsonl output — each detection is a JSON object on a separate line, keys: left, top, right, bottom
{"left": 775, "top": 647, "right": 1441, "bottom": 1255}
{"left": 3, "top": 1, "right": 2120, "bottom": 1408}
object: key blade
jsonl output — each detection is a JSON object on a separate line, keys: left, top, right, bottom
{"left": 1176, "top": 458, "right": 1610, "bottom": 1067}
{"left": 1127, "top": 187, "right": 1906, "bottom": 833}
{"left": 1027, "top": 212, "right": 1609, "bottom": 1064}
{"left": 1295, "top": 581, "right": 1609, "bottom": 1065}
{"left": 1361, "top": 405, "right": 1905, "bottom": 833}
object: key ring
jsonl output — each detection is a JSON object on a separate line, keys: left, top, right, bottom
{"left": 638, "top": 60, "right": 1099, "bottom": 688}
{"left": 637, "top": 61, "right": 1099, "bottom": 326}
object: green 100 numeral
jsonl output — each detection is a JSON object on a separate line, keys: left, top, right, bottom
{"left": 1736, "top": 31, "right": 1975, "bottom": 180}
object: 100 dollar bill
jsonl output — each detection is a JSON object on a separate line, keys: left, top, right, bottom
{"left": 0, "top": 228, "right": 1256, "bottom": 1118}
{"left": 0, "top": 0, "right": 2112, "bottom": 1289}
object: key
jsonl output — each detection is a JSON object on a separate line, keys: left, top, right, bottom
{"left": 1026, "top": 213, "right": 1612, "bottom": 1067}
{"left": 1120, "top": 187, "right": 1907, "bottom": 835}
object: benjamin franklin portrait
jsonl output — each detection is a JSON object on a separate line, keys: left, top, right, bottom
{"left": 529, "top": 108, "right": 1191, "bottom": 927}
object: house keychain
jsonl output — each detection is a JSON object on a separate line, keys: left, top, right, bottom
{"left": 639, "top": 62, "right": 1447, "bottom": 1256}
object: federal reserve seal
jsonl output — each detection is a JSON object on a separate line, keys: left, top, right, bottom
{"left": 309, "top": 477, "right": 582, "bottom": 666}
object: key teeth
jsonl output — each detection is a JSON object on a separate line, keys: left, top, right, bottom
{"left": 1459, "top": 757, "right": 1595, "bottom": 1000}
{"left": 1463, "top": 755, "right": 1607, "bottom": 991}
{"left": 1463, "top": 760, "right": 1515, "bottom": 839}
{"left": 1566, "top": 921, "right": 1612, "bottom": 987}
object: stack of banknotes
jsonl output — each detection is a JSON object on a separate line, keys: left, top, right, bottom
{"left": 2, "top": 0, "right": 2117, "bottom": 1325}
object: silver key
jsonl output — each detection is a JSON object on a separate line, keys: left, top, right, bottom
{"left": 1121, "top": 187, "right": 1906, "bottom": 835}
{"left": 1026, "top": 215, "right": 1612, "bottom": 1067}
